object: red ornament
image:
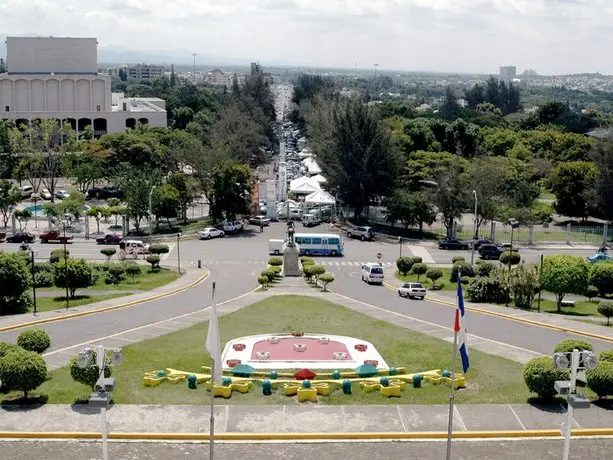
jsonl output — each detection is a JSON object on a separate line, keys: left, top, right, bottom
{"left": 233, "top": 344, "right": 246, "bottom": 351}
{"left": 364, "top": 360, "right": 378, "bottom": 367}
{"left": 226, "top": 359, "right": 241, "bottom": 368}
{"left": 293, "top": 368, "right": 317, "bottom": 380}
{"left": 292, "top": 332, "right": 304, "bottom": 337}
{"left": 355, "top": 344, "right": 368, "bottom": 352}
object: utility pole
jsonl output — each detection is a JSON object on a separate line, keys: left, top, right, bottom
{"left": 373, "top": 64, "right": 379, "bottom": 98}
{"left": 192, "top": 53, "right": 197, "bottom": 84}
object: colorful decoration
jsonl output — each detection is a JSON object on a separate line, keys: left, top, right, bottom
{"left": 294, "top": 369, "right": 317, "bottom": 380}
{"left": 292, "top": 332, "right": 304, "bottom": 337}
{"left": 232, "top": 364, "right": 256, "bottom": 377}
{"left": 331, "top": 370, "right": 341, "bottom": 380}
{"left": 187, "top": 375, "right": 197, "bottom": 390}
{"left": 413, "top": 375, "right": 423, "bottom": 388}
{"left": 355, "top": 344, "right": 368, "bottom": 352}
{"left": 355, "top": 364, "right": 378, "bottom": 378}
{"left": 263, "top": 380, "right": 272, "bottom": 395}
{"left": 226, "top": 359, "right": 241, "bottom": 368}
{"left": 269, "top": 371, "right": 278, "bottom": 380}
{"left": 232, "top": 344, "right": 246, "bottom": 351}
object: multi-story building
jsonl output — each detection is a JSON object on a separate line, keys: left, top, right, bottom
{"left": 203, "top": 69, "right": 246, "bottom": 87}
{"left": 127, "top": 64, "right": 165, "bottom": 80}
{"left": 499, "top": 66, "right": 517, "bottom": 80}
{"left": 0, "top": 37, "right": 166, "bottom": 137}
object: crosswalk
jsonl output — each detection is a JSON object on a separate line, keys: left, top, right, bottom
{"left": 197, "top": 260, "right": 395, "bottom": 267}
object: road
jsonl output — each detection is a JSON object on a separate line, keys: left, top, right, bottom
{"left": 0, "top": 438, "right": 611, "bottom": 459}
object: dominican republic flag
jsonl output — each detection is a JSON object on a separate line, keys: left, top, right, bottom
{"left": 455, "top": 276, "right": 470, "bottom": 374}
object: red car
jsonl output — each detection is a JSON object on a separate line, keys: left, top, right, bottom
{"left": 39, "top": 230, "right": 74, "bottom": 244}
{"left": 96, "top": 234, "right": 122, "bottom": 245}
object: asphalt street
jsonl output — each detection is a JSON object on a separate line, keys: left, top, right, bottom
{"left": 1, "top": 439, "right": 611, "bottom": 459}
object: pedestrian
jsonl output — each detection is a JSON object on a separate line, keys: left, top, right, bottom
{"left": 260, "top": 222, "right": 264, "bottom": 233}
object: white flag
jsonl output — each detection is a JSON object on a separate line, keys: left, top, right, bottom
{"left": 205, "top": 283, "right": 222, "bottom": 383}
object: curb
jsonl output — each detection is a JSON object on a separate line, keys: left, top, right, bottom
{"left": 382, "top": 282, "right": 613, "bottom": 344}
{"left": 0, "top": 271, "right": 210, "bottom": 333}
{"left": 0, "top": 429, "right": 612, "bottom": 441}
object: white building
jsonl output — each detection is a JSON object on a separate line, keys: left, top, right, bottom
{"left": 204, "top": 69, "right": 245, "bottom": 87}
{"left": 127, "top": 64, "right": 165, "bottom": 80}
{"left": 0, "top": 37, "right": 167, "bottom": 137}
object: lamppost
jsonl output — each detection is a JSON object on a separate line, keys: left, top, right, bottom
{"left": 148, "top": 185, "right": 156, "bottom": 241}
{"left": 76, "top": 346, "right": 123, "bottom": 460}
{"left": 470, "top": 190, "right": 478, "bottom": 265}
{"left": 398, "top": 237, "right": 403, "bottom": 258}
{"left": 507, "top": 218, "right": 520, "bottom": 272}
{"left": 30, "top": 249, "right": 38, "bottom": 315}
{"left": 177, "top": 233, "right": 182, "bottom": 274}
{"left": 31, "top": 192, "right": 40, "bottom": 229}
{"left": 53, "top": 216, "right": 73, "bottom": 309}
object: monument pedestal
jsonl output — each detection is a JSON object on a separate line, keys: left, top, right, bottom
{"left": 283, "top": 244, "right": 301, "bottom": 277}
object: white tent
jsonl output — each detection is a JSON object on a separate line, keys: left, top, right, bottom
{"left": 310, "top": 174, "right": 327, "bottom": 184}
{"left": 302, "top": 157, "right": 322, "bottom": 175}
{"left": 305, "top": 189, "right": 336, "bottom": 205}
{"left": 289, "top": 176, "right": 321, "bottom": 194}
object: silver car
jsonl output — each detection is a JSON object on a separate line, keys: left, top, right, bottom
{"left": 398, "top": 282, "right": 427, "bottom": 300}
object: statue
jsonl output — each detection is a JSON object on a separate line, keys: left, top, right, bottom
{"left": 283, "top": 219, "right": 300, "bottom": 276}
{"left": 287, "top": 220, "right": 296, "bottom": 246}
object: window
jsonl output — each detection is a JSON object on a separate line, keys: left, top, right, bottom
{"left": 4, "top": 106, "right": 8, "bottom": 112}
{"left": 96, "top": 105, "right": 101, "bottom": 111}
{"left": 371, "top": 267, "right": 384, "bottom": 274}
{"left": 329, "top": 238, "right": 339, "bottom": 245}
{"left": 302, "top": 238, "right": 312, "bottom": 245}
{"left": 311, "top": 237, "right": 322, "bottom": 245}
{"left": 295, "top": 237, "right": 302, "bottom": 244}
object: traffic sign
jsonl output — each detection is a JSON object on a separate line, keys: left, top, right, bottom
{"left": 377, "top": 252, "right": 382, "bottom": 259}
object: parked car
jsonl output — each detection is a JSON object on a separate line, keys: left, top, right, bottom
{"left": 40, "top": 188, "right": 52, "bottom": 200}
{"left": 223, "top": 220, "right": 244, "bottom": 234}
{"left": 198, "top": 228, "right": 225, "bottom": 240}
{"left": 54, "top": 189, "right": 70, "bottom": 200}
{"left": 96, "top": 234, "right": 123, "bottom": 245}
{"left": 269, "top": 239, "right": 285, "bottom": 255}
{"left": 471, "top": 238, "right": 492, "bottom": 250}
{"left": 249, "top": 215, "right": 270, "bottom": 226}
{"left": 398, "top": 282, "right": 427, "bottom": 300}
{"left": 438, "top": 238, "right": 469, "bottom": 250}
{"left": 6, "top": 231, "right": 35, "bottom": 243}
{"left": 86, "top": 187, "right": 123, "bottom": 200}
{"left": 0, "top": 232, "right": 6, "bottom": 242}
{"left": 19, "top": 185, "right": 34, "bottom": 198}
{"left": 500, "top": 243, "right": 519, "bottom": 252}
{"left": 479, "top": 244, "right": 504, "bottom": 260}
{"left": 39, "top": 230, "right": 74, "bottom": 244}
{"left": 301, "top": 213, "right": 321, "bottom": 227}
{"left": 347, "top": 226, "right": 375, "bottom": 241}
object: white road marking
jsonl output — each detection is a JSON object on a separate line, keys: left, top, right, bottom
{"left": 407, "top": 245, "right": 435, "bottom": 264}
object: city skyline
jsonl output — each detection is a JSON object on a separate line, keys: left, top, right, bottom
{"left": 0, "top": 0, "right": 612, "bottom": 75}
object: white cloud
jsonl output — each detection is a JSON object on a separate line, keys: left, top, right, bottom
{"left": 0, "top": 0, "right": 610, "bottom": 74}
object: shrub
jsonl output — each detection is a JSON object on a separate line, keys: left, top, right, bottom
{"left": 105, "top": 264, "right": 126, "bottom": 285}
{"left": 412, "top": 263, "right": 428, "bottom": 281}
{"left": 541, "top": 255, "right": 589, "bottom": 312}
{"left": 16, "top": 329, "right": 51, "bottom": 354}
{"left": 261, "top": 269, "right": 276, "bottom": 284}
{"left": 268, "top": 257, "right": 283, "bottom": 267}
{"left": 100, "top": 248, "right": 116, "bottom": 261}
{"left": 586, "top": 362, "right": 613, "bottom": 398}
{"left": 589, "top": 263, "right": 613, "bottom": 297}
{"left": 587, "top": 285, "right": 599, "bottom": 302}
{"left": 303, "top": 264, "right": 315, "bottom": 282}
{"left": 467, "top": 275, "right": 509, "bottom": 304}
{"left": 310, "top": 264, "right": 326, "bottom": 283}
{"left": 509, "top": 264, "right": 539, "bottom": 309}
{"left": 149, "top": 244, "right": 170, "bottom": 255}
{"left": 553, "top": 339, "right": 594, "bottom": 353}
{"left": 499, "top": 251, "right": 521, "bottom": 266}
{"left": 53, "top": 258, "right": 95, "bottom": 297}
{"left": 146, "top": 254, "right": 161, "bottom": 269}
{"left": 410, "top": 256, "right": 423, "bottom": 264}
{"left": 0, "top": 341, "right": 19, "bottom": 358}
{"left": 396, "top": 257, "right": 413, "bottom": 276}
{"left": 69, "top": 352, "right": 111, "bottom": 390}
{"left": 599, "top": 350, "right": 613, "bottom": 363}
{"left": 0, "top": 253, "right": 32, "bottom": 316}
{"left": 597, "top": 302, "right": 613, "bottom": 326}
{"left": 450, "top": 261, "right": 475, "bottom": 282}
{"left": 300, "top": 256, "right": 314, "bottom": 266}
{"left": 522, "top": 356, "right": 569, "bottom": 399}
{"left": 426, "top": 268, "right": 443, "bottom": 289}
{"left": 124, "top": 263, "right": 142, "bottom": 283}
{"left": 451, "top": 256, "right": 465, "bottom": 264}
{"left": 0, "top": 349, "right": 48, "bottom": 398}
{"left": 49, "top": 249, "right": 70, "bottom": 264}
{"left": 319, "top": 272, "right": 335, "bottom": 291}
{"left": 34, "top": 270, "right": 54, "bottom": 288}
{"left": 269, "top": 265, "right": 282, "bottom": 277}
{"left": 257, "top": 275, "right": 269, "bottom": 288}
{"left": 476, "top": 262, "right": 495, "bottom": 277}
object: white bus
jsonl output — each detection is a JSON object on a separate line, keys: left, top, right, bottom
{"left": 294, "top": 233, "right": 344, "bottom": 257}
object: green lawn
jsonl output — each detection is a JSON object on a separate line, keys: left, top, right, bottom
{"left": 531, "top": 299, "right": 602, "bottom": 318}
{"left": 39, "top": 268, "right": 181, "bottom": 293}
{"left": 395, "top": 268, "right": 454, "bottom": 291}
{"left": 35, "top": 294, "right": 128, "bottom": 313}
{"left": 20, "top": 295, "right": 533, "bottom": 405}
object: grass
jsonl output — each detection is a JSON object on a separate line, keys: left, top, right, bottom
{"left": 18, "top": 295, "right": 533, "bottom": 405}
{"left": 531, "top": 299, "right": 602, "bottom": 318}
{"left": 39, "top": 268, "right": 181, "bottom": 293}
{"left": 35, "top": 294, "right": 128, "bottom": 313}
{"left": 395, "top": 268, "right": 454, "bottom": 291}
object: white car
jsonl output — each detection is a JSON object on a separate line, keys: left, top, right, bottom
{"left": 40, "top": 188, "right": 52, "bottom": 200}
{"left": 223, "top": 220, "right": 243, "bottom": 234}
{"left": 198, "top": 228, "right": 225, "bottom": 240}
{"left": 398, "top": 282, "right": 427, "bottom": 300}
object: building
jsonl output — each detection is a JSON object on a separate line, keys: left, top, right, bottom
{"left": 127, "top": 64, "right": 165, "bottom": 80}
{"left": 0, "top": 37, "right": 166, "bottom": 137}
{"left": 500, "top": 66, "right": 517, "bottom": 80}
{"left": 203, "top": 69, "right": 246, "bottom": 87}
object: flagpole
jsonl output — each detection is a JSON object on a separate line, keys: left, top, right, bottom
{"left": 209, "top": 281, "right": 216, "bottom": 460}
{"left": 446, "top": 312, "right": 459, "bottom": 460}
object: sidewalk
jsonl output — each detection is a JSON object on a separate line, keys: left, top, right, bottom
{"left": 0, "top": 402, "right": 611, "bottom": 436}
{"left": 0, "top": 265, "right": 206, "bottom": 334}
{"left": 384, "top": 277, "right": 613, "bottom": 343}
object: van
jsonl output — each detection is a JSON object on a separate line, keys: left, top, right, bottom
{"left": 269, "top": 239, "right": 285, "bottom": 255}
{"left": 361, "top": 263, "right": 385, "bottom": 285}
{"left": 19, "top": 185, "right": 33, "bottom": 198}
{"left": 301, "top": 213, "right": 320, "bottom": 227}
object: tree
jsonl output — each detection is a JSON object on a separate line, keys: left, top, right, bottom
{"left": 101, "top": 248, "right": 116, "bottom": 261}
{"left": 319, "top": 272, "right": 335, "bottom": 292}
{"left": 597, "top": 303, "right": 613, "bottom": 326}
{"left": 0, "top": 58, "right": 6, "bottom": 74}
{"left": 0, "top": 252, "right": 32, "bottom": 315}
{"left": 412, "top": 263, "right": 428, "bottom": 281}
{"left": 167, "top": 172, "right": 196, "bottom": 222}
{"left": 591, "top": 138, "right": 613, "bottom": 221}
{"left": 118, "top": 169, "right": 159, "bottom": 232}
{"left": 0, "top": 179, "right": 22, "bottom": 227}
{"left": 86, "top": 206, "right": 105, "bottom": 234}
{"left": 13, "top": 209, "right": 32, "bottom": 231}
{"left": 434, "top": 160, "right": 467, "bottom": 237}
{"left": 61, "top": 148, "right": 108, "bottom": 193}
{"left": 307, "top": 97, "right": 401, "bottom": 221}
{"left": 292, "top": 74, "right": 335, "bottom": 105}
{"left": 0, "top": 348, "right": 47, "bottom": 399}
{"left": 17, "top": 329, "right": 51, "bottom": 354}
{"left": 589, "top": 264, "right": 613, "bottom": 297}
{"left": 440, "top": 87, "right": 461, "bottom": 120}
{"left": 545, "top": 161, "right": 597, "bottom": 221}
{"left": 541, "top": 255, "right": 589, "bottom": 311}
{"left": 53, "top": 258, "right": 95, "bottom": 298}
{"left": 382, "top": 189, "right": 435, "bottom": 232}
{"left": 151, "top": 183, "right": 180, "bottom": 226}
{"left": 209, "top": 161, "right": 253, "bottom": 222}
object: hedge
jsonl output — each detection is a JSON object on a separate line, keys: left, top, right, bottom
{"left": 149, "top": 244, "right": 170, "bottom": 255}
{"left": 599, "top": 350, "right": 613, "bottom": 363}
{"left": 49, "top": 249, "right": 69, "bottom": 264}
{"left": 0, "top": 341, "right": 19, "bottom": 358}
{"left": 553, "top": 339, "right": 594, "bottom": 353}
{"left": 522, "top": 356, "right": 569, "bottom": 399}
{"left": 586, "top": 362, "right": 613, "bottom": 398}
{"left": 16, "top": 329, "right": 51, "bottom": 354}
{"left": 450, "top": 261, "right": 475, "bottom": 282}
{"left": 499, "top": 251, "right": 521, "bottom": 266}
{"left": 268, "top": 257, "right": 283, "bottom": 267}
{"left": 597, "top": 303, "right": 613, "bottom": 326}
{"left": 0, "top": 349, "right": 48, "bottom": 398}
{"left": 69, "top": 353, "right": 111, "bottom": 390}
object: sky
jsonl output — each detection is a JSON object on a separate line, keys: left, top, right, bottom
{"left": 0, "top": 0, "right": 611, "bottom": 75}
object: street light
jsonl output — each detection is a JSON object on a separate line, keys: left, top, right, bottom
{"left": 148, "top": 185, "right": 157, "bottom": 241}
{"left": 31, "top": 193, "right": 40, "bottom": 229}
{"left": 177, "top": 233, "right": 182, "bottom": 273}
{"left": 30, "top": 249, "right": 38, "bottom": 315}
{"left": 398, "top": 237, "right": 403, "bottom": 258}
{"left": 77, "top": 345, "right": 123, "bottom": 460}
{"left": 53, "top": 216, "right": 72, "bottom": 309}
{"left": 470, "top": 190, "right": 478, "bottom": 265}
{"left": 507, "top": 218, "right": 520, "bottom": 272}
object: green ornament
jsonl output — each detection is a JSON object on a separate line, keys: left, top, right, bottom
{"left": 302, "top": 379, "right": 312, "bottom": 389}
{"left": 187, "top": 374, "right": 197, "bottom": 390}
{"left": 331, "top": 370, "right": 341, "bottom": 380}
{"left": 156, "top": 370, "right": 166, "bottom": 378}
{"left": 388, "top": 367, "right": 397, "bottom": 376}
{"left": 442, "top": 370, "right": 452, "bottom": 378}
{"left": 379, "top": 376, "right": 389, "bottom": 387}
{"left": 342, "top": 379, "right": 352, "bottom": 394}
{"left": 269, "top": 371, "right": 278, "bottom": 380}
{"left": 413, "top": 375, "right": 423, "bottom": 388}
{"left": 262, "top": 380, "right": 273, "bottom": 396}
{"left": 222, "top": 377, "right": 232, "bottom": 386}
